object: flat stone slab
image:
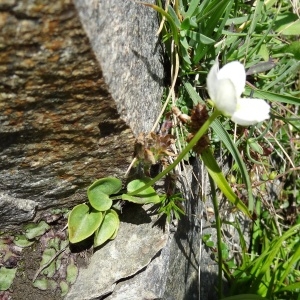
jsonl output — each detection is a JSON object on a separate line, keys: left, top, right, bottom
{"left": 66, "top": 205, "right": 169, "bottom": 300}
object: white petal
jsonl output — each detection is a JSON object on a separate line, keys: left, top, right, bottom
{"left": 206, "top": 60, "right": 219, "bottom": 101}
{"left": 215, "top": 79, "right": 237, "bottom": 116}
{"left": 231, "top": 98, "right": 270, "bottom": 126}
{"left": 217, "top": 61, "right": 246, "bottom": 97}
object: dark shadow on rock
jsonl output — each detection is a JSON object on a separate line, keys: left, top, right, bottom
{"left": 69, "top": 234, "right": 94, "bottom": 253}
{"left": 132, "top": 49, "right": 164, "bottom": 86}
{"left": 175, "top": 215, "right": 199, "bottom": 272}
{"left": 151, "top": 212, "right": 167, "bottom": 232}
{"left": 120, "top": 203, "right": 152, "bottom": 225}
{"left": 198, "top": 271, "right": 228, "bottom": 300}
{"left": 0, "top": 129, "right": 52, "bottom": 150}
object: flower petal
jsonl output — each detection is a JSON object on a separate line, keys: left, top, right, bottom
{"left": 206, "top": 60, "right": 219, "bottom": 101}
{"left": 215, "top": 78, "right": 237, "bottom": 116}
{"left": 217, "top": 61, "right": 246, "bottom": 98}
{"left": 231, "top": 98, "right": 270, "bottom": 126}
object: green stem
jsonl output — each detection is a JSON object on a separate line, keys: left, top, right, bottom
{"left": 140, "top": 2, "right": 179, "bottom": 46}
{"left": 174, "top": 0, "right": 180, "bottom": 20}
{"left": 209, "top": 174, "right": 223, "bottom": 299}
{"left": 128, "top": 109, "right": 221, "bottom": 196}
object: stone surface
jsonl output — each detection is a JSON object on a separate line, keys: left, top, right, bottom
{"left": 0, "top": 0, "right": 163, "bottom": 229}
{"left": 105, "top": 242, "right": 171, "bottom": 300}
{"left": 73, "top": 0, "right": 164, "bottom": 135}
{"left": 66, "top": 204, "right": 169, "bottom": 300}
{"left": 66, "top": 161, "right": 204, "bottom": 300}
{"left": 0, "top": 192, "right": 37, "bottom": 226}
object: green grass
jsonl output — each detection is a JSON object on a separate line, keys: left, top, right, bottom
{"left": 142, "top": 0, "right": 300, "bottom": 299}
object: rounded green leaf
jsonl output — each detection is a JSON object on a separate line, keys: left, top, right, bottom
{"left": 13, "top": 235, "right": 34, "bottom": 248}
{"left": 248, "top": 139, "right": 263, "bottom": 155}
{"left": 68, "top": 204, "right": 103, "bottom": 244}
{"left": 0, "top": 267, "right": 16, "bottom": 290}
{"left": 24, "top": 221, "right": 50, "bottom": 240}
{"left": 126, "top": 178, "right": 152, "bottom": 195}
{"left": 88, "top": 189, "right": 112, "bottom": 211}
{"left": 33, "top": 278, "right": 57, "bottom": 290}
{"left": 88, "top": 177, "right": 122, "bottom": 195}
{"left": 60, "top": 281, "right": 69, "bottom": 297}
{"left": 107, "top": 209, "right": 120, "bottom": 240}
{"left": 122, "top": 193, "right": 159, "bottom": 204}
{"left": 124, "top": 179, "right": 160, "bottom": 204}
{"left": 66, "top": 258, "right": 78, "bottom": 284}
{"left": 87, "top": 177, "right": 122, "bottom": 211}
{"left": 94, "top": 209, "right": 120, "bottom": 247}
{"left": 40, "top": 248, "right": 56, "bottom": 278}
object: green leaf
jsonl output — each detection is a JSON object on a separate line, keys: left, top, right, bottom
{"left": 94, "top": 209, "right": 120, "bottom": 247}
{"left": 282, "top": 41, "right": 300, "bottom": 60}
{"left": 257, "top": 44, "right": 269, "bottom": 61}
{"left": 274, "top": 13, "right": 300, "bottom": 35}
{"left": 180, "top": 36, "right": 190, "bottom": 49}
{"left": 66, "top": 257, "right": 78, "bottom": 284}
{"left": 202, "top": 234, "right": 211, "bottom": 242}
{"left": 108, "top": 209, "right": 120, "bottom": 240}
{"left": 167, "top": 5, "right": 181, "bottom": 29}
{"left": 248, "top": 139, "right": 264, "bottom": 155}
{"left": 88, "top": 177, "right": 122, "bottom": 195}
{"left": 122, "top": 179, "right": 160, "bottom": 204}
{"left": 181, "top": 17, "right": 191, "bottom": 30}
{"left": 40, "top": 248, "right": 56, "bottom": 278}
{"left": 60, "top": 281, "right": 69, "bottom": 297}
{"left": 88, "top": 190, "right": 112, "bottom": 212}
{"left": 278, "top": 281, "right": 300, "bottom": 292}
{"left": 244, "top": 88, "right": 300, "bottom": 105}
{"left": 185, "top": 0, "right": 201, "bottom": 17}
{"left": 250, "top": 224, "right": 300, "bottom": 294}
{"left": 185, "top": 30, "right": 215, "bottom": 44}
{"left": 180, "top": 41, "right": 193, "bottom": 65}
{"left": 87, "top": 177, "right": 122, "bottom": 211}
{"left": 206, "top": 240, "right": 214, "bottom": 247}
{"left": 24, "top": 221, "right": 50, "bottom": 240}
{"left": 13, "top": 235, "right": 34, "bottom": 248}
{"left": 0, "top": 267, "right": 16, "bottom": 290}
{"left": 32, "top": 278, "right": 57, "bottom": 290}
{"left": 68, "top": 204, "right": 103, "bottom": 244}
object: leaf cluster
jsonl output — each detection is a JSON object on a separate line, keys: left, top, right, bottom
{"left": 68, "top": 177, "right": 160, "bottom": 247}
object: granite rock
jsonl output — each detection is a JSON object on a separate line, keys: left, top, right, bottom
{"left": 0, "top": 0, "right": 163, "bottom": 229}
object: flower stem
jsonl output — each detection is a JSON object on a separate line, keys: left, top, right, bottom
{"left": 128, "top": 109, "right": 221, "bottom": 196}
{"left": 209, "top": 174, "right": 223, "bottom": 299}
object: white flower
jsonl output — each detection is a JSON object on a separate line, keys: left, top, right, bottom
{"left": 206, "top": 60, "right": 270, "bottom": 126}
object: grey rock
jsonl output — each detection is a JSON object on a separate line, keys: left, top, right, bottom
{"left": 66, "top": 161, "right": 203, "bottom": 300}
{"left": 0, "top": 0, "right": 163, "bottom": 229}
{"left": 73, "top": 0, "right": 164, "bottom": 135}
{"left": 66, "top": 205, "right": 169, "bottom": 300}
{"left": 0, "top": 192, "right": 37, "bottom": 226}
{"left": 105, "top": 241, "right": 171, "bottom": 300}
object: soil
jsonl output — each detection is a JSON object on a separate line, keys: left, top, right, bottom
{"left": 11, "top": 245, "right": 62, "bottom": 300}
{"left": 0, "top": 213, "right": 92, "bottom": 300}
